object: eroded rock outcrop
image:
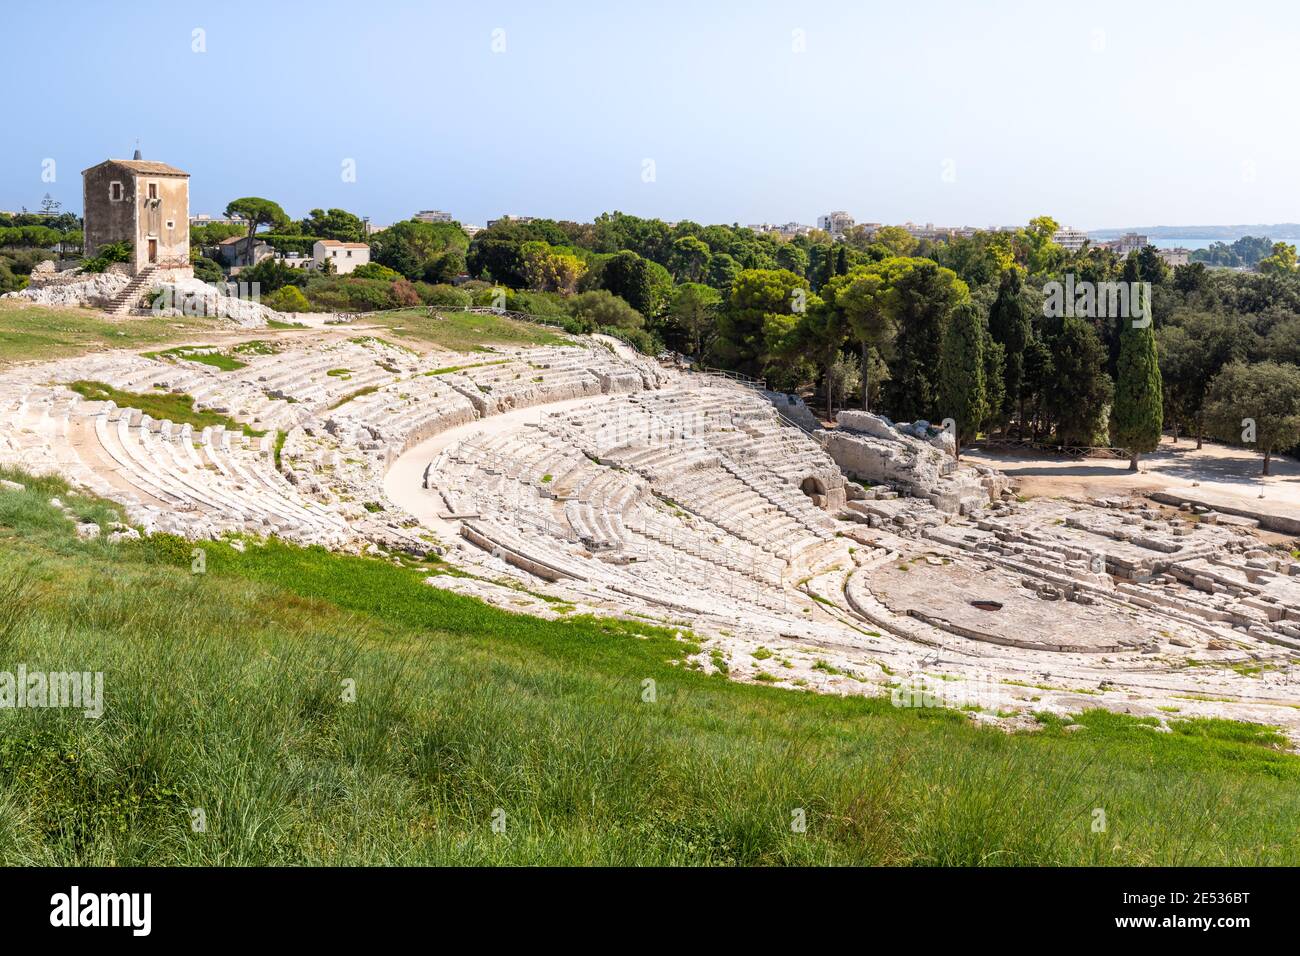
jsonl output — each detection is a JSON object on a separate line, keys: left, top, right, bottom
{"left": 818, "top": 410, "right": 1008, "bottom": 515}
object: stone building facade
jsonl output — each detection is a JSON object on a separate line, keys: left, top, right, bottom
{"left": 82, "top": 155, "right": 192, "bottom": 279}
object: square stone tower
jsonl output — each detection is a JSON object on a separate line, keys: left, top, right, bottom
{"left": 82, "top": 154, "right": 191, "bottom": 278}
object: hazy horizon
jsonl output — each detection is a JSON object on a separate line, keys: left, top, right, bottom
{"left": 8, "top": 0, "right": 1300, "bottom": 230}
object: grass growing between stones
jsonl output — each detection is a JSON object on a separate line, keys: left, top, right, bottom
{"left": 328, "top": 385, "right": 380, "bottom": 410}
{"left": 0, "top": 300, "right": 215, "bottom": 367}
{"left": 359, "top": 309, "right": 570, "bottom": 352}
{"left": 66, "top": 381, "right": 264, "bottom": 437}
{"left": 143, "top": 345, "right": 248, "bottom": 371}
{"left": 0, "top": 467, "right": 1298, "bottom": 866}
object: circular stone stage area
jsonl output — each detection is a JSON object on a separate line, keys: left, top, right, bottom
{"left": 865, "top": 560, "right": 1138, "bottom": 653}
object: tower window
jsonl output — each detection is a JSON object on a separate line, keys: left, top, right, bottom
{"left": 109, "top": 181, "right": 123, "bottom": 201}
{"left": 148, "top": 182, "right": 158, "bottom": 200}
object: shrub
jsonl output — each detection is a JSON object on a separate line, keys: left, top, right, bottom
{"left": 567, "top": 289, "right": 644, "bottom": 331}
{"left": 81, "top": 241, "right": 133, "bottom": 274}
{"left": 415, "top": 283, "right": 471, "bottom": 307}
{"left": 192, "top": 257, "right": 224, "bottom": 284}
{"left": 470, "top": 286, "right": 507, "bottom": 308}
{"left": 351, "top": 262, "right": 401, "bottom": 281}
{"left": 391, "top": 277, "right": 421, "bottom": 307}
{"left": 303, "top": 276, "right": 400, "bottom": 312}
{"left": 505, "top": 290, "right": 568, "bottom": 318}
{"left": 99, "top": 241, "right": 133, "bottom": 263}
{"left": 238, "top": 257, "right": 307, "bottom": 294}
{"left": 264, "top": 285, "right": 312, "bottom": 313}
{"left": 424, "top": 249, "right": 466, "bottom": 284}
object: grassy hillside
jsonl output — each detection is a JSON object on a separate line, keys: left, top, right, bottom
{"left": 356, "top": 308, "right": 571, "bottom": 351}
{"left": 0, "top": 300, "right": 216, "bottom": 366}
{"left": 0, "top": 466, "right": 1297, "bottom": 865}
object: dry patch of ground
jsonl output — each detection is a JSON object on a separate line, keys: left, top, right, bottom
{"left": 964, "top": 436, "right": 1300, "bottom": 520}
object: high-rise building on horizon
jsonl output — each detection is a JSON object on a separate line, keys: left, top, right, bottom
{"left": 817, "top": 211, "right": 855, "bottom": 238}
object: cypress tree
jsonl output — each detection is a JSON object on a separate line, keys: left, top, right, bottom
{"left": 1048, "top": 319, "right": 1113, "bottom": 447}
{"left": 884, "top": 261, "right": 965, "bottom": 422}
{"left": 820, "top": 246, "right": 836, "bottom": 289}
{"left": 987, "top": 267, "right": 1032, "bottom": 431}
{"left": 982, "top": 335, "right": 1006, "bottom": 436}
{"left": 937, "top": 302, "right": 987, "bottom": 458}
{"left": 1113, "top": 297, "right": 1164, "bottom": 470}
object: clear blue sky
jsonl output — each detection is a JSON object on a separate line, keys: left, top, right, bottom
{"left": 6, "top": 0, "right": 1299, "bottom": 231}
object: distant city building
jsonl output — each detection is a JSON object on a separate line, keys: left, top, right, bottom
{"left": 313, "top": 239, "right": 370, "bottom": 275}
{"left": 191, "top": 213, "right": 246, "bottom": 228}
{"left": 749, "top": 221, "right": 813, "bottom": 238}
{"left": 486, "top": 215, "right": 534, "bottom": 229}
{"left": 1157, "top": 247, "right": 1191, "bottom": 268}
{"left": 1102, "top": 233, "right": 1149, "bottom": 256}
{"left": 1052, "top": 227, "right": 1089, "bottom": 252}
{"left": 817, "top": 211, "right": 855, "bottom": 238}
{"left": 413, "top": 209, "right": 453, "bottom": 223}
{"left": 901, "top": 222, "right": 967, "bottom": 241}
{"left": 462, "top": 224, "right": 483, "bottom": 237}
{"left": 365, "top": 222, "right": 386, "bottom": 235}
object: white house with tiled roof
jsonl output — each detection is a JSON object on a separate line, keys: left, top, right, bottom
{"left": 312, "top": 239, "right": 370, "bottom": 274}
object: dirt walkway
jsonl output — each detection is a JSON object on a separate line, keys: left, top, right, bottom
{"left": 964, "top": 436, "right": 1300, "bottom": 520}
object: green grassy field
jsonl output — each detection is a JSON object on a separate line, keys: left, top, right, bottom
{"left": 0, "top": 300, "right": 567, "bottom": 371}
{"left": 355, "top": 309, "right": 571, "bottom": 351}
{"left": 0, "top": 465, "right": 1297, "bottom": 866}
{"left": 0, "top": 300, "right": 217, "bottom": 367}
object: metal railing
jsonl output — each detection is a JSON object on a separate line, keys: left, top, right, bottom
{"left": 696, "top": 365, "right": 767, "bottom": 390}
{"left": 968, "top": 436, "right": 1129, "bottom": 460}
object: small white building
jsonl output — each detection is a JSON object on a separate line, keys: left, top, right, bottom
{"left": 313, "top": 239, "right": 370, "bottom": 274}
